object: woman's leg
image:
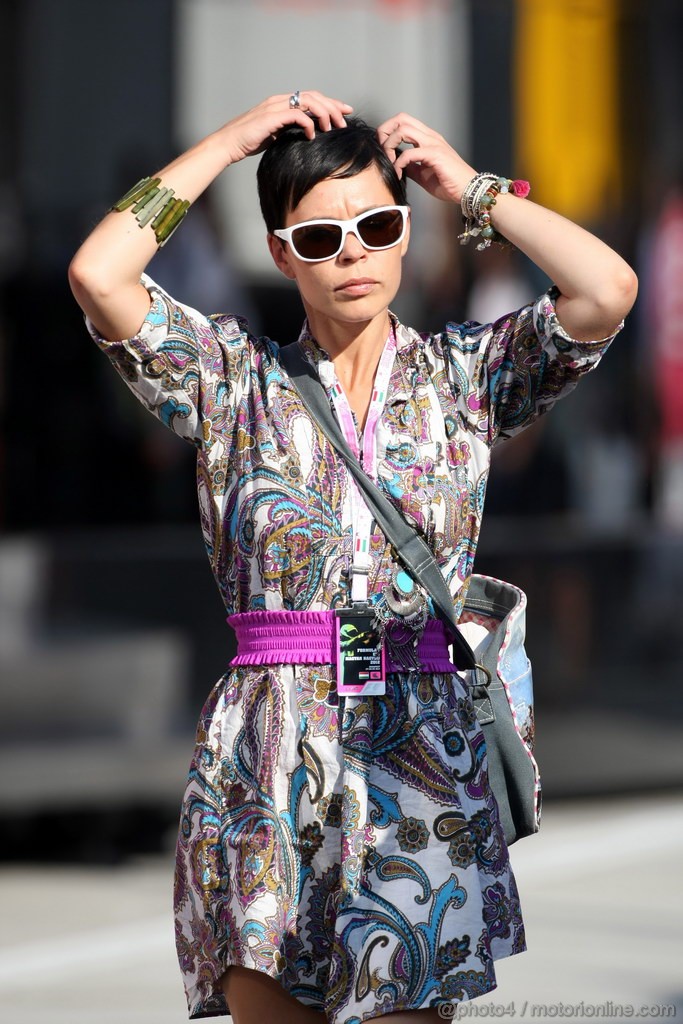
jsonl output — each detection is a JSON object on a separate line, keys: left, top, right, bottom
{"left": 221, "top": 966, "right": 326, "bottom": 1024}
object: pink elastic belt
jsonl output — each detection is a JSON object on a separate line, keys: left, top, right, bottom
{"left": 227, "top": 609, "right": 459, "bottom": 674}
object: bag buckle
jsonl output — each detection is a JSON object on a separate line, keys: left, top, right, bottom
{"left": 470, "top": 662, "right": 495, "bottom": 725}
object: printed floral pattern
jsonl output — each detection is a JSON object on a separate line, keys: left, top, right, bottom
{"left": 87, "top": 277, "right": 617, "bottom": 1021}
{"left": 396, "top": 816, "right": 430, "bottom": 854}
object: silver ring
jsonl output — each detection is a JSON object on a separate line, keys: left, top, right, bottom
{"left": 289, "top": 90, "right": 301, "bottom": 109}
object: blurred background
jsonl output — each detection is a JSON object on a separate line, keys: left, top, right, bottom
{"left": 1, "top": 0, "right": 682, "bottom": 1020}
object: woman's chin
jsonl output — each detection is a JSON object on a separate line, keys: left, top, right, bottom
{"left": 306, "top": 291, "right": 397, "bottom": 328}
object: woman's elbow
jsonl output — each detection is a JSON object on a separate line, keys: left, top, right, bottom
{"left": 616, "top": 263, "right": 638, "bottom": 310}
{"left": 602, "top": 264, "right": 639, "bottom": 322}
{"left": 583, "top": 264, "right": 638, "bottom": 335}
{"left": 68, "top": 254, "right": 118, "bottom": 313}
{"left": 559, "top": 263, "right": 638, "bottom": 341}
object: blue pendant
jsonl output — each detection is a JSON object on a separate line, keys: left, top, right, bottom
{"left": 385, "top": 565, "right": 427, "bottom": 618}
{"left": 395, "top": 570, "right": 414, "bottom": 596}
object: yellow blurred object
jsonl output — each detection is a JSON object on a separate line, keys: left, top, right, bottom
{"left": 514, "top": 0, "right": 621, "bottom": 222}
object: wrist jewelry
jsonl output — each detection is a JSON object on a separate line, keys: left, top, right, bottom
{"left": 111, "top": 176, "right": 190, "bottom": 247}
{"left": 459, "top": 172, "right": 530, "bottom": 250}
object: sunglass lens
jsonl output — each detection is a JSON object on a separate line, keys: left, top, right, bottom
{"left": 358, "top": 209, "right": 404, "bottom": 248}
{"left": 291, "top": 223, "right": 342, "bottom": 260}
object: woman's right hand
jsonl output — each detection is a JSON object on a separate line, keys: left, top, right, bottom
{"left": 217, "top": 91, "right": 353, "bottom": 166}
{"left": 68, "top": 91, "right": 352, "bottom": 342}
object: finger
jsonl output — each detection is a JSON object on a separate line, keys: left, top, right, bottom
{"left": 299, "top": 89, "right": 353, "bottom": 111}
{"left": 303, "top": 91, "right": 354, "bottom": 119}
{"left": 299, "top": 113, "right": 318, "bottom": 140}
{"left": 383, "top": 132, "right": 409, "bottom": 163}
{"left": 394, "top": 148, "right": 442, "bottom": 186}
{"left": 272, "top": 91, "right": 352, "bottom": 112}
{"left": 277, "top": 107, "right": 321, "bottom": 140}
{"left": 378, "top": 114, "right": 441, "bottom": 155}
{"left": 396, "top": 149, "right": 452, "bottom": 189}
{"left": 394, "top": 147, "right": 431, "bottom": 175}
{"left": 290, "top": 91, "right": 353, "bottom": 131}
{"left": 377, "top": 112, "right": 415, "bottom": 142}
{"left": 234, "top": 102, "right": 317, "bottom": 154}
{"left": 277, "top": 109, "right": 341, "bottom": 141}
{"left": 379, "top": 129, "right": 425, "bottom": 169}
{"left": 377, "top": 119, "right": 405, "bottom": 162}
{"left": 269, "top": 100, "right": 338, "bottom": 139}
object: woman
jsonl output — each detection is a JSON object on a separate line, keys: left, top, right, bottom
{"left": 69, "top": 91, "right": 637, "bottom": 1023}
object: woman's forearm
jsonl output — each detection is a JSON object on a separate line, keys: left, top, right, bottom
{"left": 489, "top": 193, "right": 638, "bottom": 340}
{"left": 68, "top": 129, "right": 234, "bottom": 342}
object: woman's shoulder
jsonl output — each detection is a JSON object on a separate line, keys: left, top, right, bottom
{"left": 140, "top": 273, "right": 281, "bottom": 361}
{"left": 395, "top": 290, "right": 577, "bottom": 369}
{"left": 392, "top": 313, "right": 491, "bottom": 367}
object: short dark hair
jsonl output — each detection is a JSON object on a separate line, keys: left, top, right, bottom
{"left": 257, "top": 116, "right": 408, "bottom": 233}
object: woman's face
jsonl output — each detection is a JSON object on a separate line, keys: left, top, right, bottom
{"left": 268, "top": 163, "right": 410, "bottom": 332}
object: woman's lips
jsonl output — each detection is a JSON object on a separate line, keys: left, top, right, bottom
{"left": 335, "top": 278, "right": 378, "bottom": 296}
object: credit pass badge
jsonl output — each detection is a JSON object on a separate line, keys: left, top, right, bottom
{"left": 335, "top": 607, "right": 386, "bottom": 696}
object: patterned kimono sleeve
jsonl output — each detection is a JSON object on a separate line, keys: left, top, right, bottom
{"left": 85, "top": 273, "right": 251, "bottom": 449}
{"left": 440, "top": 286, "right": 622, "bottom": 446}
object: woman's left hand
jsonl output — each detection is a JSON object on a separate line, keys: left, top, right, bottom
{"left": 377, "top": 113, "right": 637, "bottom": 340}
{"left": 376, "top": 113, "right": 476, "bottom": 203}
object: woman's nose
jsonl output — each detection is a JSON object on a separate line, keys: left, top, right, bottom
{"left": 339, "top": 230, "right": 366, "bottom": 261}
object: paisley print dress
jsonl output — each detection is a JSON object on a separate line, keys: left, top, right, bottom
{"left": 87, "top": 276, "right": 618, "bottom": 1021}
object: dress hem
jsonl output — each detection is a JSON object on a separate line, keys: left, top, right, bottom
{"left": 186, "top": 945, "right": 527, "bottom": 1021}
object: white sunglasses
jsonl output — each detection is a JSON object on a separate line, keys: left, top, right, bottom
{"left": 273, "top": 205, "right": 409, "bottom": 262}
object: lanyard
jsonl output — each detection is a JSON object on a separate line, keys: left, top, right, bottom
{"left": 328, "top": 327, "right": 397, "bottom": 603}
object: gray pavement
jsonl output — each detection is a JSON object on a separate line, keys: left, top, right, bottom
{"left": 0, "top": 793, "right": 681, "bottom": 1023}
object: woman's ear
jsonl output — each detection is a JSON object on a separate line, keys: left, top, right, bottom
{"left": 267, "top": 234, "right": 297, "bottom": 280}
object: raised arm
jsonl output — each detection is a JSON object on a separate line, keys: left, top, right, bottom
{"left": 377, "top": 113, "right": 638, "bottom": 341}
{"left": 68, "top": 92, "right": 353, "bottom": 342}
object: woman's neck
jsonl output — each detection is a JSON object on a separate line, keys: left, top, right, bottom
{"left": 305, "top": 308, "right": 392, "bottom": 429}
{"left": 305, "top": 308, "right": 391, "bottom": 386}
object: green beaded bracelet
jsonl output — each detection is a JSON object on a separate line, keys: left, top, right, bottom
{"left": 111, "top": 175, "right": 190, "bottom": 247}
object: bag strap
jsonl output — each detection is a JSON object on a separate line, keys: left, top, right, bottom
{"left": 279, "top": 341, "right": 475, "bottom": 670}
